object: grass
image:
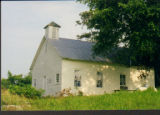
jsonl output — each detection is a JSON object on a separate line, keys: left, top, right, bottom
{"left": 1, "top": 88, "right": 160, "bottom": 110}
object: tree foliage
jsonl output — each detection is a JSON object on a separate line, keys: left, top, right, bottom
{"left": 77, "top": 0, "right": 160, "bottom": 86}
{"left": 7, "top": 71, "right": 32, "bottom": 87}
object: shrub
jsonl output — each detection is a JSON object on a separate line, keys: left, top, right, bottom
{"left": 2, "top": 71, "right": 44, "bottom": 99}
{"left": 22, "top": 75, "right": 32, "bottom": 85}
{"left": 9, "top": 85, "right": 44, "bottom": 99}
{"left": 1, "top": 78, "right": 11, "bottom": 89}
{"left": 58, "top": 88, "right": 73, "bottom": 97}
{"left": 78, "top": 90, "right": 83, "bottom": 96}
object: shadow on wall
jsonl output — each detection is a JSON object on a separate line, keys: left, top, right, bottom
{"left": 130, "top": 69, "right": 154, "bottom": 89}
{"left": 70, "top": 62, "right": 122, "bottom": 95}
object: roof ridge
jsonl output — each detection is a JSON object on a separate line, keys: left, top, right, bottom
{"left": 59, "top": 38, "right": 94, "bottom": 43}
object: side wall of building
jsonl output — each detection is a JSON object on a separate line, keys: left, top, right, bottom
{"left": 61, "top": 59, "right": 155, "bottom": 95}
{"left": 31, "top": 38, "right": 62, "bottom": 96}
{"left": 129, "top": 67, "right": 155, "bottom": 90}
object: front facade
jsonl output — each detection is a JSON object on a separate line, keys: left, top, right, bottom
{"left": 30, "top": 22, "right": 155, "bottom": 96}
{"left": 31, "top": 37, "right": 62, "bottom": 96}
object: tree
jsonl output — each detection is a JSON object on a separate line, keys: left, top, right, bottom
{"left": 77, "top": 0, "right": 160, "bottom": 87}
{"left": 7, "top": 71, "right": 32, "bottom": 86}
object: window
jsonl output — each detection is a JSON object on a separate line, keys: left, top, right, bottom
{"left": 120, "top": 74, "right": 126, "bottom": 86}
{"left": 74, "top": 77, "right": 81, "bottom": 87}
{"left": 33, "top": 79, "right": 36, "bottom": 87}
{"left": 74, "top": 70, "right": 81, "bottom": 87}
{"left": 56, "top": 74, "right": 60, "bottom": 83}
{"left": 97, "top": 72, "right": 103, "bottom": 88}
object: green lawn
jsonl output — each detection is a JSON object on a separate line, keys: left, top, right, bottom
{"left": 1, "top": 88, "right": 160, "bottom": 110}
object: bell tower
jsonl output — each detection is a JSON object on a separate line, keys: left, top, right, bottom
{"left": 44, "top": 21, "right": 61, "bottom": 39}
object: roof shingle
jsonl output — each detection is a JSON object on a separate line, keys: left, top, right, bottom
{"left": 49, "top": 38, "right": 110, "bottom": 62}
{"left": 48, "top": 38, "right": 130, "bottom": 65}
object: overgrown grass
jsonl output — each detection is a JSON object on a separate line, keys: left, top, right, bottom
{"left": 1, "top": 88, "right": 160, "bottom": 110}
{"left": 1, "top": 89, "right": 33, "bottom": 110}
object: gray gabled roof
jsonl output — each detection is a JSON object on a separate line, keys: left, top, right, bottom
{"left": 49, "top": 38, "right": 131, "bottom": 65}
{"left": 49, "top": 38, "right": 115, "bottom": 63}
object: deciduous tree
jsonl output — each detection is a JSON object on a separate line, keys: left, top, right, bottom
{"left": 77, "top": 0, "right": 160, "bottom": 87}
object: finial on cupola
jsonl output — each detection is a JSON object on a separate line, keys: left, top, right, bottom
{"left": 44, "top": 21, "right": 61, "bottom": 40}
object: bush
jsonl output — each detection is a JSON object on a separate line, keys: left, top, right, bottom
{"left": 7, "top": 71, "right": 32, "bottom": 87}
{"left": 78, "top": 90, "right": 83, "bottom": 96}
{"left": 22, "top": 75, "right": 32, "bottom": 85}
{"left": 2, "top": 71, "right": 44, "bottom": 99}
{"left": 58, "top": 88, "right": 73, "bottom": 97}
{"left": 1, "top": 78, "right": 11, "bottom": 89}
{"left": 9, "top": 85, "right": 44, "bottom": 99}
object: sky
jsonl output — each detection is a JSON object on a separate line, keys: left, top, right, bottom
{"left": 2, "top": 1, "right": 88, "bottom": 78}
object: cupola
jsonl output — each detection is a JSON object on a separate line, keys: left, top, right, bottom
{"left": 44, "top": 21, "right": 61, "bottom": 39}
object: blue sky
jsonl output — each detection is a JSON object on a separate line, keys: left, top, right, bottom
{"left": 2, "top": 1, "right": 88, "bottom": 78}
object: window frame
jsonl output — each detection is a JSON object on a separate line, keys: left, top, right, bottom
{"left": 74, "top": 70, "right": 81, "bottom": 87}
{"left": 96, "top": 71, "right": 103, "bottom": 88}
{"left": 56, "top": 74, "right": 60, "bottom": 83}
{"left": 120, "top": 74, "right": 126, "bottom": 86}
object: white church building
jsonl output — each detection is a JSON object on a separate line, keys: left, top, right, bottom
{"left": 30, "top": 21, "right": 155, "bottom": 96}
